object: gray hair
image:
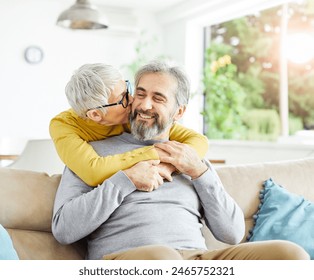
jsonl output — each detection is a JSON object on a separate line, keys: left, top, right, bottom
{"left": 134, "top": 60, "right": 190, "bottom": 108}
{"left": 65, "top": 63, "right": 123, "bottom": 118}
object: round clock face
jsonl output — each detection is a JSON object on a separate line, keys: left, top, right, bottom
{"left": 24, "top": 46, "right": 44, "bottom": 64}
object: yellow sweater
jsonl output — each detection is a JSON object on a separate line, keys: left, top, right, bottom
{"left": 49, "top": 109, "right": 209, "bottom": 186}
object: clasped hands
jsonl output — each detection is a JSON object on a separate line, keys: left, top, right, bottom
{"left": 124, "top": 141, "right": 208, "bottom": 192}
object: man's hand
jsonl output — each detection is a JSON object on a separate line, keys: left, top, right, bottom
{"left": 154, "top": 141, "right": 208, "bottom": 180}
{"left": 154, "top": 146, "right": 177, "bottom": 182}
{"left": 124, "top": 160, "right": 164, "bottom": 192}
{"left": 156, "top": 163, "right": 175, "bottom": 182}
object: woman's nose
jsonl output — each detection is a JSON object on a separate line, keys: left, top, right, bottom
{"left": 129, "top": 94, "right": 134, "bottom": 104}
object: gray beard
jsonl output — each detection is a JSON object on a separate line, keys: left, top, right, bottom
{"left": 130, "top": 112, "right": 172, "bottom": 141}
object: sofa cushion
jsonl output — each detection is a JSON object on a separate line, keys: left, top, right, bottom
{"left": 0, "top": 168, "right": 61, "bottom": 231}
{"left": 0, "top": 168, "right": 86, "bottom": 260}
{"left": 248, "top": 178, "right": 314, "bottom": 259}
{"left": 0, "top": 224, "right": 19, "bottom": 260}
{"left": 6, "top": 228, "right": 85, "bottom": 260}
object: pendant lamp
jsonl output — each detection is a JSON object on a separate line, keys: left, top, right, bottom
{"left": 56, "top": 0, "right": 109, "bottom": 29}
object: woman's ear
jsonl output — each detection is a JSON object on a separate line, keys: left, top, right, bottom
{"left": 173, "top": 106, "right": 186, "bottom": 122}
{"left": 86, "top": 109, "right": 103, "bottom": 123}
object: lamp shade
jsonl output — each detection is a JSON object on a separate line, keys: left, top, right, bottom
{"left": 56, "top": 0, "right": 108, "bottom": 29}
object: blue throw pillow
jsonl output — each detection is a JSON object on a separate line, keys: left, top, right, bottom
{"left": 247, "top": 178, "right": 314, "bottom": 259}
{"left": 0, "top": 224, "right": 19, "bottom": 260}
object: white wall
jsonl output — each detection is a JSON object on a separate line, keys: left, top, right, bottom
{"left": 0, "top": 0, "right": 144, "bottom": 153}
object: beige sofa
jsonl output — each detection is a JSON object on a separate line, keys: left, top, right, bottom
{"left": 1, "top": 157, "right": 314, "bottom": 259}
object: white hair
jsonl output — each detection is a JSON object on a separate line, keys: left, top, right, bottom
{"left": 65, "top": 63, "right": 123, "bottom": 118}
{"left": 134, "top": 60, "right": 190, "bottom": 108}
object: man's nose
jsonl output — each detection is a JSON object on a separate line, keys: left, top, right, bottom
{"left": 140, "top": 97, "right": 153, "bottom": 110}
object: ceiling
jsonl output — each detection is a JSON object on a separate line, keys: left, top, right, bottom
{"left": 59, "top": 0, "right": 291, "bottom": 26}
{"left": 93, "top": 0, "right": 187, "bottom": 12}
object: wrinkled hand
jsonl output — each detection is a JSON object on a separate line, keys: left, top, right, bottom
{"left": 154, "top": 141, "right": 208, "bottom": 179}
{"left": 155, "top": 146, "right": 177, "bottom": 181}
{"left": 124, "top": 160, "right": 164, "bottom": 192}
{"left": 155, "top": 145, "right": 170, "bottom": 159}
{"left": 156, "top": 162, "right": 176, "bottom": 182}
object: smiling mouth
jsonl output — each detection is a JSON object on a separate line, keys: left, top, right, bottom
{"left": 138, "top": 112, "right": 155, "bottom": 120}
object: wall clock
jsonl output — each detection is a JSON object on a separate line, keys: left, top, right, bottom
{"left": 24, "top": 46, "right": 44, "bottom": 64}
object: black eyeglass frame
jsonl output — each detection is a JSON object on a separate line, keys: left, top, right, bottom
{"left": 86, "top": 80, "right": 131, "bottom": 112}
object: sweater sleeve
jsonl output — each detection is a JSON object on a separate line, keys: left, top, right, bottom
{"left": 52, "top": 168, "right": 136, "bottom": 244}
{"left": 169, "top": 123, "right": 209, "bottom": 158}
{"left": 49, "top": 111, "right": 159, "bottom": 186}
{"left": 192, "top": 161, "right": 245, "bottom": 245}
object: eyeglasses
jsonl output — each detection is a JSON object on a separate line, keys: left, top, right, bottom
{"left": 86, "top": 80, "right": 132, "bottom": 112}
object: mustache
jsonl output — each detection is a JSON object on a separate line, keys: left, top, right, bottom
{"left": 132, "top": 109, "right": 159, "bottom": 119}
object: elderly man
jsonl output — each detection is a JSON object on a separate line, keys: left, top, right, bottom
{"left": 52, "top": 61, "right": 309, "bottom": 260}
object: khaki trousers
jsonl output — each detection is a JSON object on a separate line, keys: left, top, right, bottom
{"left": 103, "top": 240, "right": 310, "bottom": 260}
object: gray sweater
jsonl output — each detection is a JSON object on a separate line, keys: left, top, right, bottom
{"left": 52, "top": 133, "right": 244, "bottom": 259}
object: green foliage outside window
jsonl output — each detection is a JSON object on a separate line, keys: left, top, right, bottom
{"left": 203, "top": 44, "right": 282, "bottom": 141}
{"left": 203, "top": 1, "right": 314, "bottom": 140}
{"left": 203, "top": 44, "right": 247, "bottom": 139}
{"left": 242, "top": 109, "right": 280, "bottom": 141}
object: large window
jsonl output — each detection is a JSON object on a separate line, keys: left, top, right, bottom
{"left": 203, "top": 0, "right": 314, "bottom": 142}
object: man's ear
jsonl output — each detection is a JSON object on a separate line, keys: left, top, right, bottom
{"left": 173, "top": 106, "right": 186, "bottom": 122}
{"left": 86, "top": 109, "right": 103, "bottom": 123}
